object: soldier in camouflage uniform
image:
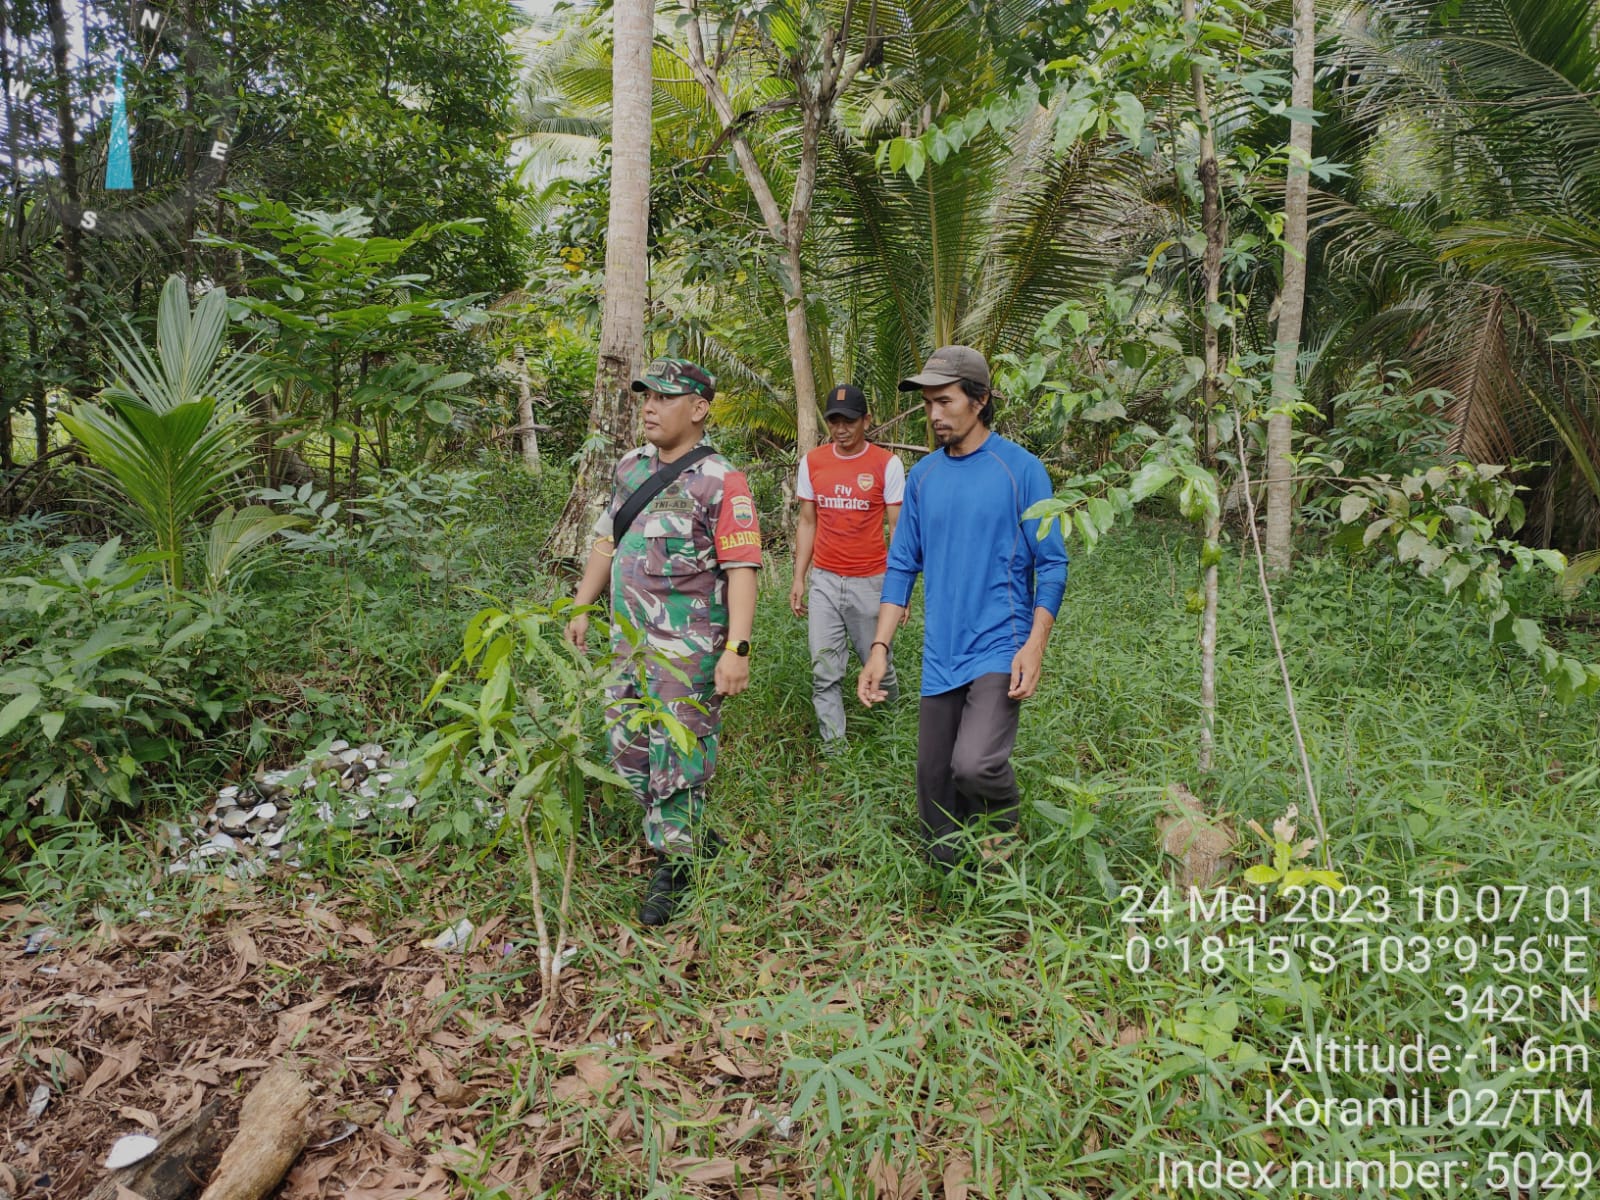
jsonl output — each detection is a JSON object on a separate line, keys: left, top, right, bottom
{"left": 563, "top": 358, "right": 761, "bottom": 926}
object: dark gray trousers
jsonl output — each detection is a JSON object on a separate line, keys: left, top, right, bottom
{"left": 916, "top": 673, "right": 1022, "bottom": 865}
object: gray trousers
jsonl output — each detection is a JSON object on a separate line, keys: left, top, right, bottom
{"left": 808, "top": 567, "right": 898, "bottom": 743}
{"left": 917, "top": 673, "right": 1022, "bottom": 865}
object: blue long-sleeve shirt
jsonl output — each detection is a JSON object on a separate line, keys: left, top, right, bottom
{"left": 883, "top": 432, "right": 1069, "bottom": 696}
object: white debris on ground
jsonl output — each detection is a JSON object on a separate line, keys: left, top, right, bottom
{"left": 426, "top": 917, "right": 474, "bottom": 952}
{"left": 165, "top": 739, "right": 419, "bottom": 879}
{"left": 103, "top": 1133, "right": 159, "bottom": 1169}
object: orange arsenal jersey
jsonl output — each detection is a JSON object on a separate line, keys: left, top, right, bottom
{"left": 797, "top": 443, "right": 905, "bottom": 576}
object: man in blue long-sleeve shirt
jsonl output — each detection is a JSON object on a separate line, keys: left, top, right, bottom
{"left": 856, "top": 345, "right": 1068, "bottom": 868}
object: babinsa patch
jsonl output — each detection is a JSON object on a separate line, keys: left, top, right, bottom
{"left": 731, "top": 495, "right": 755, "bottom": 527}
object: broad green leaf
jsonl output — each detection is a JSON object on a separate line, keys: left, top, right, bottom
{"left": 1074, "top": 509, "right": 1099, "bottom": 551}
{"left": 1109, "top": 92, "right": 1145, "bottom": 142}
{"left": 424, "top": 399, "right": 453, "bottom": 425}
{"left": 1053, "top": 97, "right": 1098, "bottom": 152}
{"left": 1082, "top": 837, "right": 1119, "bottom": 899}
{"left": 423, "top": 371, "right": 474, "bottom": 393}
{"left": 575, "top": 757, "right": 628, "bottom": 787}
{"left": 1128, "top": 462, "right": 1176, "bottom": 503}
{"left": 904, "top": 139, "right": 926, "bottom": 183}
{"left": 541, "top": 788, "right": 574, "bottom": 838}
{"left": 1396, "top": 528, "right": 1429, "bottom": 561}
{"left": 1031, "top": 797, "right": 1074, "bottom": 825}
{"left": 0, "top": 691, "right": 41, "bottom": 737}
{"left": 1512, "top": 617, "right": 1542, "bottom": 656}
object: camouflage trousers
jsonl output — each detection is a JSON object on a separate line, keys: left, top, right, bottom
{"left": 606, "top": 662, "right": 722, "bottom": 857}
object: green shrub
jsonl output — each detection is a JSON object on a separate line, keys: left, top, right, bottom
{"left": 0, "top": 538, "right": 248, "bottom": 849}
{"left": 256, "top": 466, "right": 487, "bottom": 575}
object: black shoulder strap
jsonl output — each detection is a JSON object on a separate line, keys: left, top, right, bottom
{"left": 613, "top": 444, "right": 717, "bottom": 544}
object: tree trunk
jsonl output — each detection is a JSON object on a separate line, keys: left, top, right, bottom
{"left": 181, "top": 0, "right": 198, "bottom": 279}
{"left": 544, "top": 0, "right": 651, "bottom": 560}
{"left": 1, "top": 39, "right": 24, "bottom": 478}
{"left": 515, "top": 342, "right": 540, "bottom": 473}
{"left": 1264, "top": 0, "right": 1315, "bottom": 575}
{"left": 45, "top": 0, "right": 91, "bottom": 402}
{"left": 27, "top": 319, "right": 46, "bottom": 459}
{"left": 1188, "top": 0, "right": 1227, "bottom": 774}
{"left": 783, "top": 243, "right": 819, "bottom": 455}
{"left": 349, "top": 352, "right": 367, "bottom": 497}
{"left": 681, "top": 8, "right": 867, "bottom": 460}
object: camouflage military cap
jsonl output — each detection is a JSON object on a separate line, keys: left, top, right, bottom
{"left": 632, "top": 358, "right": 716, "bottom": 402}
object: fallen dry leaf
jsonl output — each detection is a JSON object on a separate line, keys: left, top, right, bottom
{"left": 82, "top": 1040, "right": 143, "bottom": 1100}
{"left": 229, "top": 929, "right": 261, "bottom": 971}
{"left": 868, "top": 1151, "right": 913, "bottom": 1200}
{"left": 118, "top": 1105, "right": 160, "bottom": 1131}
{"left": 671, "top": 1156, "right": 740, "bottom": 1184}
{"left": 944, "top": 1153, "right": 973, "bottom": 1200}
{"left": 44, "top": 1046, "right": 87, "bottom": 1085}
{"left": 340, "top": 1100, "right": 387, "bottom": 1126}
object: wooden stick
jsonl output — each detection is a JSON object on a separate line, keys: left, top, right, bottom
{"left": 868, "top": 401, "right": 924, "bottom": 434}
{"left": 198, "top": 1068, "right": 313, "bottom": 1200}
{"left": 85, "top": 1101, "right": 224, "bottom": 1200}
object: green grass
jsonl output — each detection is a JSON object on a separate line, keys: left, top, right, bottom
{"left": 14, "top": 476, "right": 1600, "bottom": 1197}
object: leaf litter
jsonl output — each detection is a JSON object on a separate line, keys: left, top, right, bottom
{"left": 0, "top": 894, "right": 824, "bottom": 1198}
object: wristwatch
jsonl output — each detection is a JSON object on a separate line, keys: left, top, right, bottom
{"left": 728, "top": 639, "right": 752, "bottom": 658}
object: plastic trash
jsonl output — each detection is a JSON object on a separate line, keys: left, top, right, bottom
{"left": 427, "top": 918, "right": 474, "bottom": 952}
{"left": 104, "top": 1134, "right": 159, "bottom": 1169}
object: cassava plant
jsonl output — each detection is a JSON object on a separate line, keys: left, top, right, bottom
{"left": 418, "top": 599, "right": 692, "bottom": 1010}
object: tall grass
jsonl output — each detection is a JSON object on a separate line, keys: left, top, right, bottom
{"left": 467, "top": 515, "right": 1600, "bottom": 1194}
{"left": 16, "top": 471, "right": 1600, "bottom": 1196}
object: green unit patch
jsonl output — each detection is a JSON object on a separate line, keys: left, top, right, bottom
{"left": 651, "top": 496, "right": 696, "bottom": 515}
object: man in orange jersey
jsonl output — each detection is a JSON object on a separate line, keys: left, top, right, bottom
{"left": 789, "top": 384, "right": 905, "bottom": 752}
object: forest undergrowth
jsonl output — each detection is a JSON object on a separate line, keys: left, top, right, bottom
{"left": 6, "top": 472, "right": 1600, "bottom": 1198}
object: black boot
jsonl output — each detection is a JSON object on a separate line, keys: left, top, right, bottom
{"left": 639, "top": 857, "right": 691, "bottom": 926}
{"left": 698, "top": 827, "right": 726, "bottom": 861}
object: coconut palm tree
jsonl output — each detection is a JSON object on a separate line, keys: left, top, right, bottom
{"left": 1303, "top": 0, "right": 1600, "bottom": 549}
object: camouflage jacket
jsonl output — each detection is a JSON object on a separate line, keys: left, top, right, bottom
{"left": 591, "top": 438, "right": 762, "bottom": 679}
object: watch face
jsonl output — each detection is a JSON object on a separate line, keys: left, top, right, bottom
{"left": 14, "top": 4, "right": 242, "bottom": 244}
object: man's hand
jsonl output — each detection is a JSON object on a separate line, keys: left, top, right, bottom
{"left": 563, "top": 613, "right": 589, "bottom": 651}
{"left": 789, "top": 578, "right": 808, "bottom": 618}
{"left": 1008, "top": 636, "right": 1046, "bottom": 699}
{"left": 715, "top": 649, "right": 751, "bottom": 696}
{"left": 857, "top": 645, "right": 890, "bottom": 707}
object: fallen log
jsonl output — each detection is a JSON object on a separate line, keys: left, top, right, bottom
{"left": 85, "top": 1102, "right": 225, "bottom": 1200}
{"left": 198, "top": 1067, "right": 313, "bottom": 1200}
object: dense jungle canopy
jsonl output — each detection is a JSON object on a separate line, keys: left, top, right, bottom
{"left": 3, "top": 0, "right": 1600, "bottom": 1195}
